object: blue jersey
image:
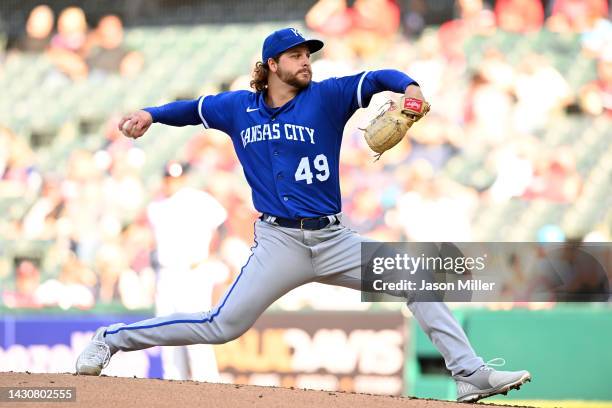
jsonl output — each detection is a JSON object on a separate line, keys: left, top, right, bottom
{"left": 198, "top": 71, "right": 415, "bottom": 218}
{"left": 145, "top": 70, "right": 417, "bottom": 219}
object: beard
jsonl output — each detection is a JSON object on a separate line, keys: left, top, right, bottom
{"left": 277, "top": 66, "right": 312, "bottom": 89}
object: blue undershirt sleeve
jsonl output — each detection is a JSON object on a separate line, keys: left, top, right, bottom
{"left": 142, "top": 99, "right": 201, "bottom": 127}
{"left": 359, "top": 69, "right": 419, "bottom": 107}
{"left": 319, "top": 69, "right": 420, "bottom": 127}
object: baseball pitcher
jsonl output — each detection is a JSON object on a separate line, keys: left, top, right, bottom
{"left": 76, "top": 28, "right": 531, "bottom": 402}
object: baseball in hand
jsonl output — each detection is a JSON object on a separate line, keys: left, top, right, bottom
{"left": 122, "top": 119, "right": 134, "bottom": 136}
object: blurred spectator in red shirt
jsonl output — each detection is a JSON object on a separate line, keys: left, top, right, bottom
{"left": 352, "top": 0, "right": 400, "bottom": 37}
{"left": 438, "top": 0, "right": 495, "bottom": 62}
{"left": 10, "top": 4, "right": 54, "bottom": 53}
{"left": 3, "top": 260, "right": 42, "bottom": 308}
{"left": 351, "top": 0, "right": 400, "bottom": 57}
{"left": 306, "top": 0, "right": 400, "bottom": 58}
{"left": 47, "top": 6, "right": 89, "bottom": 80}
{"left": 523, "top": 146, "right": 582, "bottom": 202}
{"left": 547, "top": 0, "right": 609, "bottom": 33}
{"left": 306, "top": 0, "right": 353, "bottom": 37}
{"left": 495, "top": 0, "right": 544, "bottom": 33}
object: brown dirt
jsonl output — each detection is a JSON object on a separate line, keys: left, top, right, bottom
{"left": 0, "top": 372, "right": 533, "bottom": 408}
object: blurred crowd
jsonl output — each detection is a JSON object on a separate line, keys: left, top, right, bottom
{"left": 4, "top": 5, "right": 143, "bottom": 80}
{"left": 0, "top": 0, "right": 610, "bottom": 311}
{"left": 305, "top": 0, "right": 610, "bottom": 57}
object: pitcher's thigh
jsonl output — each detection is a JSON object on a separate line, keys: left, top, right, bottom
{"left": 213, "top": 222, "right": 314, "bottom": 336}
{"left": 314, "top": 228, "right": 377, "bottom": 290}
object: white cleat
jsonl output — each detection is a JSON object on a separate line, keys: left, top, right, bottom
{"left": 75, "top": 327, "right": 111, "bottom": 376}
{"left": 454, "top": 359, "right": 531, "bottom": 403}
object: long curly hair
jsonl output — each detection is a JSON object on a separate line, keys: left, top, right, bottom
{"left": 250, "top": 58, "right": 278, "bottom": 92}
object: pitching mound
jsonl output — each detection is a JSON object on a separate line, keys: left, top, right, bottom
{"left": 0, "top": 372, "right": 531, "bottom": 407}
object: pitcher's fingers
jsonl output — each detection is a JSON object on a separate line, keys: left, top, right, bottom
{"left": 137, "top": 123, "right": 149, "bottom": 135}
{"left": 133, "top": 118, "right": 144, "bottom": 131}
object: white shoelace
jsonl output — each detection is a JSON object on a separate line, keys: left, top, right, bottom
{"left": 85, "top": 340, "right": 111, "bottom": 368}
{"left": 480, "top": 357, "right": 506, "bottom": 371}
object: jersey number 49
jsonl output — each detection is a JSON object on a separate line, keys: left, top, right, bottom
{"left": 295, "top": 154, "right": 329, "bottom": 185}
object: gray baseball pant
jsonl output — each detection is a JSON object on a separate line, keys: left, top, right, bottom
{"left": 103, "top": 219, "right": 484, "bottom": 376}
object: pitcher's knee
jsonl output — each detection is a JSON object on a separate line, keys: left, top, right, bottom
{"left": 220, "top": 327, "right": 246, "bottom": 343}
{"left": 214, "top": 324, "right": 249, "bottom": 344}
{"left": 211, "top": 314, "right": 252, "bottom": 344}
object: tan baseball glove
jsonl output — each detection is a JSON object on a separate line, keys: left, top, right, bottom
{"left": 363, "top": 96, "right": 430, "bottom": 160}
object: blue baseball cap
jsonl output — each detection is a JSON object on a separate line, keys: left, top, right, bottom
{"left": 262, "top": 27, "right": 324, "bottom": 62}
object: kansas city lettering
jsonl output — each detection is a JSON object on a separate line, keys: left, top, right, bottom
{"left": 240, "top": 123, "right": 315, "bottom": 148}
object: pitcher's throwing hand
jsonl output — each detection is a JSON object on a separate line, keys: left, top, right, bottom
{"left": 118, "top": 110, "right": 152, "bottom": 139}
